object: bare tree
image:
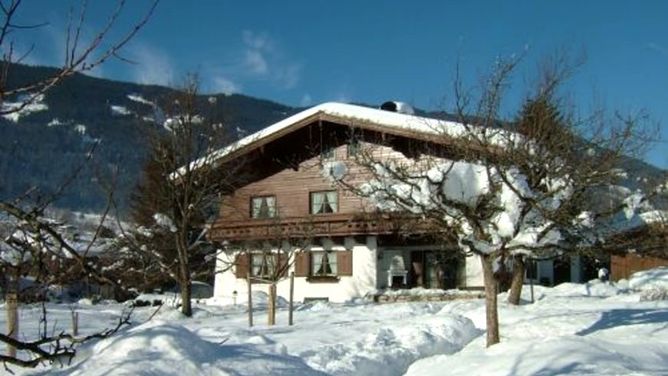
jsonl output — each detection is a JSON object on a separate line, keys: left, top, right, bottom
{"left": 0, "top": 0, "right": 157, "bottom": 369}
{"left": 0, "top": 0, "right": 158, "bottom": 115}
{"left": 120, "top": 75, "right": 243, "bottom": 317}
{"left": 334, "top": 54, "right": 656, "bottom": 347}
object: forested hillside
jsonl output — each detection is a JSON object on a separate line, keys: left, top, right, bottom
{"left": 0, "top": 64, "right": 297, "bottom": 212}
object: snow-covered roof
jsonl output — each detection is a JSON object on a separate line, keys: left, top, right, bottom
{"left": 197, "top": 102, "right": 472, "bottom": 169}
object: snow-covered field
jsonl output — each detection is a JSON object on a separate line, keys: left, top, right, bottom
{"left": 2, "top": 268, "right": 668, "bottom": 376}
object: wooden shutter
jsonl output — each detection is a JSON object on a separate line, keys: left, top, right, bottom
{"left": 294, "top": 252, "right": 310, "bottom": 277}
{"left": 235, "top": 253, "right": 249, "bottom": 278}
{"left": 337, "top": 251, "right": 353, "bottom": 276}
{"left": 277, "top": 252, "right": 288, "bottom": 278}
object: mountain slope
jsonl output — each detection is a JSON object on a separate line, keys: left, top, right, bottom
{"left": 0, "top": 64, "right": 664, "bottom": 214}
{"left": 0, "top": 64, "right": 298, "bottom": 212}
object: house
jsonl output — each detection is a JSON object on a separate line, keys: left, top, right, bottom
{"left": 207, "top": 102, "right": 600, "bottom": 303}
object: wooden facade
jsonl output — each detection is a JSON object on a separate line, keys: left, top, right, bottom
{"left": 611, "top": 254, "right": 668, "bottom": 281}
{"left": 209, "top": 119, "right": 452, "bottom": 243}
{"left": 608, "top": 223, "right": 668, "bottom": 280}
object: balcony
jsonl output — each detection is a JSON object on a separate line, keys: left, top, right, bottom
{"left": 209, "top": 213, "right": 432, "bottom": 241}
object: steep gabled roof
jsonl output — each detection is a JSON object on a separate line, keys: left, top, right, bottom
{"left": 202, "top": 102, "right": 470, "bottom": 167}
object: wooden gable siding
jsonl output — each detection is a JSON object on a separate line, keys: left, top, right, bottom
{"left": 218, "top": 143, "right": 368, "bottom": 221}
{"left": 210, "top": 120, "right": 462, "bottom": 241}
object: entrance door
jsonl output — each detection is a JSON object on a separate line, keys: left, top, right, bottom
{"left": 553, "top": 257, "right": 571, "bottom": 285}
{"left": 416, "top": 251, "right": 460, "bottom": 289}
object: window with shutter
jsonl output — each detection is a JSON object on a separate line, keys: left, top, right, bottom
{"left": 311, "top": 251, "right": 338, "bottom": 276}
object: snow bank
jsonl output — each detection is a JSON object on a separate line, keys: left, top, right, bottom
{"left": 300, "top": 314, "right": 479, "bottom": 376}
{"left": 406, "top": 334, "right": 668, "bottom": 376}
{"left": 628, "top": 266, "right": 668, "bottom": 290}
{"left": 53, "top": 321, "right": 323, "bottom": 376}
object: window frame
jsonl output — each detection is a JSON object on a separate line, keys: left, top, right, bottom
{"left": 310, "top": 250, "right": 338, "bottom": 277}
{"left": 250, "top": 252, "right": 276, "bottom": 280}
{"left": 309, "top": 190, "right": 338, "bottom": 215}
{"left": 250, "top": 195, "right": 277, "bottom": 219}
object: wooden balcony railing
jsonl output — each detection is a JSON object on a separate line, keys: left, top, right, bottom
{"left": 209, "top": 213, "right": 434, "bottom": 241}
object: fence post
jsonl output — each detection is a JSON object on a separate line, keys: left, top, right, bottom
{"left": 247, "top": 272, "right": 253, "bottom": 327}
{"left": 268, "top": 283, "right": 276, "bottom": 326}
{"left": 288, "top": 272, "right": 294, "bottom": 326}
{"left": 71, "top": 311, "right": 79, "bottom": 337}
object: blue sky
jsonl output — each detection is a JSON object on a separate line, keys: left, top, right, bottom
{"left": 12, "top": 0, "right": 668, "bottom": 169}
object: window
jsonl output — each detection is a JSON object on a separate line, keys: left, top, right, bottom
{"left": 310, "top": 191, "right": 338, "bottom": 214}
{"left": 250, "top": 196, "right": 276, "bottom": 219}
{"left": 251, "top": 253, "right": 276, "bottom": 278}
{"left": 311, "top": 251, "right": 337, "bottom": 276}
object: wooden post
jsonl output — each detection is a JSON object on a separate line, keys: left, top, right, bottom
{"left": 71, "top": 311, "right": 79, "bottom": 337}
{"left": 530, "top": 259, "right": 535, "bottom": 304}
{"left": 268, "top": 283, "right": 276, "bottom": 326}
{"left": 247, "top": 272, "right": 253, "bottom": 327}
{"left": 288, "top": 272, "right": 294, "bottom": 326}
{"left": 6, "top": 292, "right": 18, "bottom": 358}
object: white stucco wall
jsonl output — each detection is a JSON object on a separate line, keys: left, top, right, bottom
{"left": 464, "top": 254, "right": 484, "bottom": 288}
{"left": 213, "top": 236, "right": 378, "bottom": 303}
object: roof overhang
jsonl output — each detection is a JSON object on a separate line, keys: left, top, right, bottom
{"left": 187, "top": 102, "right": 480, "bottom": 173}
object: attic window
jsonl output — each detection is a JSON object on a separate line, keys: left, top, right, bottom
{"left": 310, "top": 191, "right": 338, "bottom": 214}
{"left": 251, "top": 196, "right": 276, "bottom": 218}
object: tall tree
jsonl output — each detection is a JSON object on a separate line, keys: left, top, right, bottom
{"left": 123, "top": 76, "right": 241, "bottom": 317}
{"left": 335, "top": 55, "right": 656, "bottom": 347}
{"left": 0, "top": 0, "right": 157, "bottom": 368}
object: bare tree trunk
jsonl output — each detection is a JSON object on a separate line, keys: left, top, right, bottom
{"left": 6, "top": 292, "right": 18, "bottom": 358}
{"left": 177, "top": 237, "right": 192, "bottom": 317}
{"left": 6, "top": 269, "right": 19, "bottom": 358}
{"left": 481, "top": 254, "right": 500, "bottom": 347}
{"left": 179, "top": 279, "right": 192, "bottom": 317}
{"left": 268, "top": 283, "right": 277, "bottom": 326}
{"left": 507, "top": 255, "right": 526, "bottom": 305}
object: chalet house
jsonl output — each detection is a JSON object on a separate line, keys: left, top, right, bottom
{"left": 207, "top": 102, "right": 593, "bottom": 303}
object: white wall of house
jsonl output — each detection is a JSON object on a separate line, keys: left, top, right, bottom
{"left": 464, "top": 254, "right": 484, "bottom": 288}
{"left": 213, "top": 236, "right": 378, "bottom": 303}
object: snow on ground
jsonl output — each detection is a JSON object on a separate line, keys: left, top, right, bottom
{"left": 2, "top": 268, "right": 668, "bottom": 375}
{"left": 408, "top": 269, "right": 668, "bottom": 376}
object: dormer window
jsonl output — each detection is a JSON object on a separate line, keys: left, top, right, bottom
{"left": 251, "top": 196, "right": 276, "bottom": 218}
{"left": 310, "top": 191, "right": 338, "bottom": 214}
